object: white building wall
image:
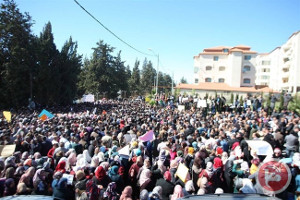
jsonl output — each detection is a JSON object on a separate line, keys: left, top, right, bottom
{"left": 228, "top": 52, "right": 243, "bottom": 87}
{"left": 241, "top": 54, "right": 256, "bottom": 87}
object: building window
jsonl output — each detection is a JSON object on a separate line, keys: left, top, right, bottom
{"left": 243, "top": 78, "right": 251, "bottom": 84}
{"left": 194, "top": 67, "right": 199, "bottom": 73}
{"left": 282, "top": 78, "right": 289, "bottom": 83}
{"left": 218, "top": 78, "right": 225, "bottom": 83}
{"left": 262, "top": 60, "right": 271, "bottom": 65}
{"left": 213, "top": 56, "right": 219, "bottom": 61}
{"left": 262, "top": 75, "right": 269, "bottom": 80}
{"left": 219, "top": 66, "right": 225, "bottom": 71}
{"left": 205, "top": 78, "right": 212, "bottom": 82}
{"left": 206, "top": 66, "right": 212, "bottom": 71}
{"left": 223, "top": 49, "right": 229, "bottom": 53}
{"left": 282, "top": 68, "right": 289, "bottom": 72}
{"left": 244, "top": 55, "right": 251, "bottom": 60}
{"left": 195, "top": 78, "right": 199, "bottom": 84}
{"left": 283, "top": 57, "right": 290, "bottom": 62}
{"left": 243, "top": 66, "right": 251, "bottom": 72}
{"left": 262, "top": 68, "right": 270, "bottom": 72}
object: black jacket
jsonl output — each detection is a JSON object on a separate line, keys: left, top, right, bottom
{"left": 155, "top": 178, "right": 175, "bottom": 200}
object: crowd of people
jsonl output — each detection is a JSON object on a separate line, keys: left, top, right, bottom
{"left": 0, "top": 96, "right": 299, "bottom": 200}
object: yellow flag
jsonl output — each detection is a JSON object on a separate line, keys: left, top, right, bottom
{"left": 3, "top": 111, "right": 11, "bottom": 123}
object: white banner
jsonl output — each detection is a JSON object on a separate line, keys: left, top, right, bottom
{"left": 197, "top": 100, "right": 207, "bottom": 108}
{"left": 82, "top": 94, "right": 95, "bottom": 103}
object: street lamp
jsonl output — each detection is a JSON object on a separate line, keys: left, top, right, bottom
{"left": 148, "top": 48, "right": 159, "bottom": 95}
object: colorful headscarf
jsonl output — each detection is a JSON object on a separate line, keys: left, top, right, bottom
{"left": 139, "top": 169, "right": 151, "bottom": 190}
{"left": 103, "top": 182, "right": 118, "bottom": 200}
{"left": 95, "top": 166, "right": 106, "bottom": 181}
{"left": 120, "top": 186, "right": 132, "bottom": 200}
{"left": 170, "top": 185, "right": 184, "bottom": 200}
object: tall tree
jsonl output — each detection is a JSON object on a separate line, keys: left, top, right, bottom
{"left": 140, "top": 58, "right": 156, "bottom": 94}
{"left": 180, "top": 77, "right": 187, "bottom": 84}
{"left": 34, "top": 22, "right": 60, "bottom": 105}
{"left": 58, "top": 37, "right": 82, "bottom": 105}
{"left": 78, "top": 40, "right": 126, "bottom": 98}
{"left": 128, "top": 60, "right": 141, "bottom": 95}
{"left": 0, "top": 0, "right": 35, "bottom": 108}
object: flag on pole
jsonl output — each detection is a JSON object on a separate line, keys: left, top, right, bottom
{"left": 139, "top": 130, "right": 155, "bottom": 142}
{"left": 3, "top": 111, "right": 11, "bottom": 123}
{"left": 38, "top": 109, "right": 54, "bottom": 121}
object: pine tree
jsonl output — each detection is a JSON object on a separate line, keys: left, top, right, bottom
{"left": 0, "top": 0, "right": 35, "bottom": 108}
{"left": 128, "top": 60, "right": 141, "bottom": 96}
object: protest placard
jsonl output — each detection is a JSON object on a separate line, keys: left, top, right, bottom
{"left": 0, "top": 145, "right": 16, "bottom": 157}
{"left": 175, "top": 163, "right": 189, "bottom": 183}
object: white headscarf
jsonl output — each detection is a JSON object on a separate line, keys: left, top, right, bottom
{"left": 83, "top": 150, "right": 91, "bottom": 163}
{"left": 185, "top": 180, "right": 195, "bottom": 193}
{"left": 91, "top": 156, "right": 99, "bottom": 168}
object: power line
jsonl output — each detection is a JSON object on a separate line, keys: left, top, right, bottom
{"left": 73, "top": 0, "right": 153, "bottom": 56}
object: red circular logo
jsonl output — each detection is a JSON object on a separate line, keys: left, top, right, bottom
{"left": 257, "top": 160, "right": 291, "bottom": 194}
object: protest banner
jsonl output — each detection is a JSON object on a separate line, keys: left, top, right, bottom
{"left": 176, "top": 163, "right": 189, "bottom": 183}
{"left": 139, "top": 130, "right": 155, "bottom": 142}
{"left": 246, "top": 140, "right": 273, "bottom": 156}
{"left": 38, "top": 109, "right": 54, "bottom": 121}
{"left": 197, "top": 100, "right": 207, "bottom": 108}
{"left": 62, "top": 174, "right": 74, "bottom": 185}
{"left": 178, "top": 105, "right": 185, "bottom": 111}
{"left": 0, "top": 145, "right": 16, "bottom": 157}
{"left": 3, "top": 111, "right": 12, "bottom": 122}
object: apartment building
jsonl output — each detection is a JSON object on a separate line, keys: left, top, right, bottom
{"left": 256, "top": 31, "right": 300, "bottom": 93}
{"left": 193, "top": 45, "right": 257, "bottom": 88}
{"left": 193, "top": 31, "right": 300, "bottom": 94}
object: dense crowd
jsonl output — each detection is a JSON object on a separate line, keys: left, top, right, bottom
{"left": 0, "top": 97, "right": 299, "bottom": 200}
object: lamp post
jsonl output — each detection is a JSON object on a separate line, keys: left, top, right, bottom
{"left": 148, "top": 49, "right": 159, "bottom": 95}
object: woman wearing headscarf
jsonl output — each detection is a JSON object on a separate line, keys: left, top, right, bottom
{"left": 108, "top": 165, "right": 124, "bottom": 194}
{"left": 103, "top": 182, "right": 119, "bottom": 200}
{"left": 52, "top": 178, "right": 71, "bottom": 200}
{"left": 223, "top": 154, "right": 236, "bottom": 193}
{"left": 3, "top": 178, "right": 16, "bottom": 196}
{"left": 86, "top": 177, "right": 101, "bottom": 200}
{"left": 232, "top": 160, "right": 249, "bottom": 178}
{"left": 183, "top": 180, "right": 195, "bottom": 196}
{"left": 128, "top": 156, "right": 143, "bottom": 198}
{"left": 83, "top": 150, "right": 92, "bottom": 163}
{"left": 120, "top": 186, "right": 133, "bottom": 200}
{"left": 32, "top": 169, "right": 47, "bottom": 195}
{"left": 55, "top": 161, "right": 66, "bottom": 174}
{"left": 90, "top": 156, "right": 99, "bottom": 170}
{"left": 4, "top": 167, "right": 15, "bottom": 179}
{"left": 170, "top": 185, "right": 184, "bottom": 200}
{"left": 94, "top": 166, "right": 111, "bottom": 188}
{"left": 74, "top": 170, "right": 87, "bottom": 200}
{"left": 170, "top": 144, "right": 177, "bottom": 161}
{"left": 198, "top": 162, "right": 214, "bottom": 193}
{"left": 170, "top": 160, "right": 178, "bottom": 184}
{"left": 68, "top": 152, "right": 77, "bottom": 168}
{"left": 16, "top": 182, "right": 32, "bottom": 195}
{"left": 139, "top": 169, "right": 154, "bottom": 191}
{"left": 149, "top": 186, "right": 162, "bottom": 200}
{"left": 139, "top": 189, "right": 149, "bottom": 200}
{"left": 155, "top": 171, "right": 175, "bottom": 200}
{"left": 212, "top": 157, "right": 224, "bottom": 191}
{"left": 19, "top": 166, "right": 35, "bottom": 189}
{"left": 191, "top": 157, "right": 202, "bottom": 192}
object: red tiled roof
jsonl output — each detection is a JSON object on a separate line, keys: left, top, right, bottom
{"left": 176, "top": 83, "right": 277, "bottom": 93}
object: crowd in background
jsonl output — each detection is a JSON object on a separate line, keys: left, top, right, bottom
{"left": 0, "top": 97, "right": 299, "bottom": 200}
